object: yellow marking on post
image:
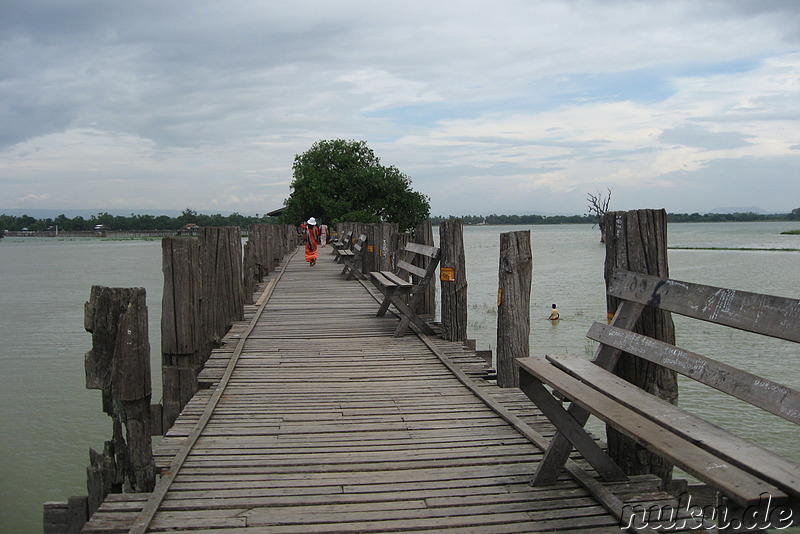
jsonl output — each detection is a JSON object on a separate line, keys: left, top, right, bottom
{"left": 497, "top": 288, "right": 503, "bottom": 307}
{"left": 440, "top": 267, "right": 456, "bottom": 282}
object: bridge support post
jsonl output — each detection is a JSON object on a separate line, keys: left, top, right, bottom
{"left": 603, "top": 208, "right": 677, "bottom": 487}
{"left": 439, "top": 219, "right": 467, "bottom": 341}
{"left": 84, "top": 285, "right": 157, "bottom": 515}
{"left": 496, "top": 230, "right": 532, "bottom": 388}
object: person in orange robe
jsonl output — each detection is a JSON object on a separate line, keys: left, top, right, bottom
{"left": 303, "top": 217, "right": 321, "bottom": 266}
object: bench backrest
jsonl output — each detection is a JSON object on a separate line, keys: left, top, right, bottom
{"left": 594, "top": 269, "right": 800, "bottom": 425}
{"left": 396, "top": 242, "right": 440, "bottom": 292}
{"left": 334, "top": 230, "right": 353, "bottom": 248}
{"left": 352, "top": 234, "right": 367, "bottom": 255}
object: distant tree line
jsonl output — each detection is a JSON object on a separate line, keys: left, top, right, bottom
{"left": 2, "top": 208, "right": 798, "bottom": 234}
{"left": 432, "top": 210, "right": 799, "bottom": 226}
{"left": 0, "top": 208, "right": 276, "bottom": 233}
{"left": 430, "top": 214, "right": 597, "bottom": 225}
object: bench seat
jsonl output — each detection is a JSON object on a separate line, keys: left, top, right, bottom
{"left": 518, "top": 354, "right": 791, "bottom": 507}
{"left": 370, "top": 242, "right": 439, "bottom": 337}
{"left": 336, "top": 234, "right": 367, "bottom": 280}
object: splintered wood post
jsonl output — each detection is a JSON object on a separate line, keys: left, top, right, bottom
{"left": 413, "top": 219, "right": 436, "bottom": 319}
{"left": 603, "top": 208, "right": 677, "bottom": 486}
{"left": 84, "top": 285, "right": 156, "bottom": 508}
{"left": 496, "top": 230, "right": 532, "bottom": 388}
{"left": 439, "top": 219, "right": 467, "bottom": 341}
{"left": 161, "top": 237, "right": 202, "bottom": 430}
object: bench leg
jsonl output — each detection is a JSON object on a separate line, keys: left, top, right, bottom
{"left": 376, "top": 296, "right": 392, "bottom": 317}
{"left": 518, "top": 372, "right": 628, "bottom": 485}
{"left": 347, "top": 266, "right": 365, "bottom": 281}
{"left": 523, "top": 300, "right": 647, "bottom": 483}
{"left": 533, "top": 406, "right": 593, "bottom": 485}
{"left": 526, "top": 300, "right": 649, "bottom": 483}
{"left": 389, "top": 295, "right": 435, "bottom": 337}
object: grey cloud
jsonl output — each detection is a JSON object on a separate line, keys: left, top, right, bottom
{"left": 658, "top": 125, "right": 755, "bottom": 151}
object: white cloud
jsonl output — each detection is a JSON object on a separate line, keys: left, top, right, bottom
{"left": 1, "top": 0, "right": 799, "bottom": 215}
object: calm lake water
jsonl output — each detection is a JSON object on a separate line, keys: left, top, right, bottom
{"left": 1, "top": 222, "right": 799, "bottom": 533}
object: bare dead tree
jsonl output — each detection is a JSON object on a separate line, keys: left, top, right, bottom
{"left": 587, "top": 188, "right": 612, "bottom": 243}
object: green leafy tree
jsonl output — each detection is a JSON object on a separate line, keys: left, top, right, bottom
{"left": 282, "top": 139, "right": 430, "bottom": 231}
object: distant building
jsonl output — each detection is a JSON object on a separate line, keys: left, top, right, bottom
{"left": 178, "top": 223, "right": 200, "bottom": 235}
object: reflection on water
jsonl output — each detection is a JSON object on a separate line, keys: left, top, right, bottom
{"left": 1, "top": 223, "right": 798, "bottom": 532}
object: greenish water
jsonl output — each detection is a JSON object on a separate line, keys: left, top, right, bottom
{"left": 1, "top": 222, "right": 799, "bottom": 533}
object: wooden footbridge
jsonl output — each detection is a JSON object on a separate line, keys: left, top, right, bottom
{"left": 77, "top": 245, "right": 689, "bottom": 534}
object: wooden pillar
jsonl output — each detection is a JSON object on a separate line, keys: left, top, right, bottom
{"left": 84, "top": 285, "right": 156, "bottom": 507}
{"left": 199, "top": 227, "right": 244, "bottom": 352}
{"left": 377, "top": 222, "right": 399, "bottom": 272}
{"left": 242, "top": 240, "right": 257, "bottom": 305}
{"left": 603, "top": 208, "right": 677, "bottom": 485}
{"left": 268, "top": 224, "right": 281, "bottom": 269}
{"left": 439, "top": 219, "right": 467, "bottom": 341}
{"left": 249, "top": 223, "right": 270, "bottom": 279}
{"left": 413, "top": 219, "right": 436, "bottom": 318}
{"left": 161, "top": 237, "right": 202, "bottom": 430}
{"left": 43, "top": 496, "right": 88, "bottom": 534}
{"left": 363, "top": 223, "right": 377, "bottom": 273}
{"left": 496, "top": 230, "right": 532, "bottom": 388}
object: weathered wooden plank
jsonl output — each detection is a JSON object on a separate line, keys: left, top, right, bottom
{"left": 588, "top": 321, "right": 800, "bottom": 425}
{"left": 609, "top": 268, "right": 800, "bottom": 343}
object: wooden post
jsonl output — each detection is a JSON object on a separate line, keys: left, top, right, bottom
{"left": 413, "top": 219, "right": 436, "bottom": 318}
{"left": 199, "top": 227, "right": 245, "bottom": 352}
{"left": 84, "top": 285, "right": 156, "bottom": 504}
{"left": 603, "top": 208, "right": 677, "bottom": 486}
{"left": 439, "top": 219, "right": 467, "bottom": 341}
{"left": 363, "top": 223, "right": 377, "bottom": 273}
{"left": 268, "top": 224, "right": 280, "bottom": 269}
{"left": 378, "top": 222, "right": 399, "bottom": 271}
{"left": 243, "top": 240, "right": 256, "bottom": 305}
{"left": 161, "top": 237, "right": 203, "bottom": 430}
{"left": 496, "top": 230, "right": 532, "bottom": 388}
{"left": 43, "top": 496, "right": 88, "bottom": 534}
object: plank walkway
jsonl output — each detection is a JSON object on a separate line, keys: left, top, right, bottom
{"left": 83, "top": 246, "right": 688, "bottom": 533}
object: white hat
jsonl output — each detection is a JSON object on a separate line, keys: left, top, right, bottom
{"left": 307, "top": 217, "right": 317, "bottom": 225}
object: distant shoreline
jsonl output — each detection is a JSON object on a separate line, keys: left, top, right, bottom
{"left": 669, "top": 246, "right": 800, "bottom": 252}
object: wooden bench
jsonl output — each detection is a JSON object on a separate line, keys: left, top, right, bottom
{"left": 370, "top": 242, "right": 440, "bottom": 338}
{"left": 331, "top": 230, "right": 353, "bottom": 261}
{"left": 337, "top": 233, "right": 367, "bottom": 280}
{"left": 516, "top": 269, "right": 800, "bottom": 518}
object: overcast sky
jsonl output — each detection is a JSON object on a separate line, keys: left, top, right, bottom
{"left": 2, "top": 1, "right": 799, "bottom": 217}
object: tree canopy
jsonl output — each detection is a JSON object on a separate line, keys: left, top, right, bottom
{"left": 281, "top": 139, "right": 430, "bottom": 231}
